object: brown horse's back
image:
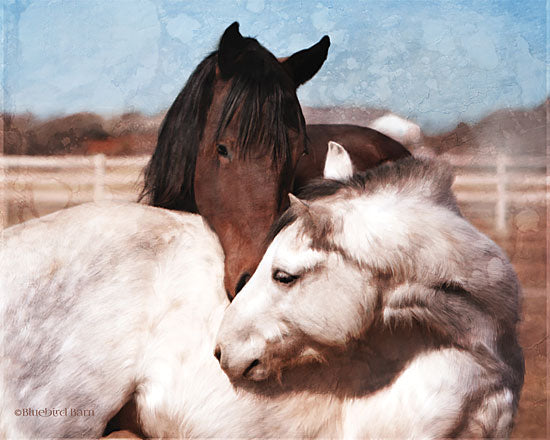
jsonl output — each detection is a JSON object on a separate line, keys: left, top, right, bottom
{"left": 294, "top": 124, "right": 411, "bottom": 191}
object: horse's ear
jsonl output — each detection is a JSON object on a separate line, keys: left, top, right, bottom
{"left": 288, "top": 193, "right": 312, "bottom": 216}
{"left": 324, "top": 141, "right": 354, "bottom": 180}
{"left": 289, "top": 193, "right": 309, "bottom": 209}
{"left": 218, "top": 22, "right": 247, "bottom": 78}
{"left": 282, "top": 35, "right": 330, "bottom": 87}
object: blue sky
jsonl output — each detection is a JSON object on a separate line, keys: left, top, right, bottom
{"left": 2, "top": 0, "right": 547, "bottom": 133}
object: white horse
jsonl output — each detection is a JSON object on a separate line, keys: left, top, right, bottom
{"left": 1, "top": 144, "right": 522, "bottom": 438}
{"left": 215, "top": 142, "right": 524, "bottom": 438}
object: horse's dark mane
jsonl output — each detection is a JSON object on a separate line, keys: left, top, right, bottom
{"left": 140, "top": 37, "right": 305, "bottom": 212}
{"left": 139, "top": 54, "right": 216, "bottom": 212}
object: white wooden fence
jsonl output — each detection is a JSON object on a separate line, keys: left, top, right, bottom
{"left": 0, "top": 154, "right": 547, "bottom": 233}
{"left": 439, "top": 153, "right": 548, "bottom": 233}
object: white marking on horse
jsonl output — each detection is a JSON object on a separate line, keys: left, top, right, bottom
{"left": 323, "top": 141, "right": 354, "bottom": 180}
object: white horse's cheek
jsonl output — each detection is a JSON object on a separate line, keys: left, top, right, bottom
{"left": 289, "top": 264, "right": 365, "bottom": 346}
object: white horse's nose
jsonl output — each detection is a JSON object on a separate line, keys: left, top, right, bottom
{"left": 215, "top": 285, "right": 271, "bottom": 380}
{"left": 214, "top": 339, "right": 268, "bottom": 381}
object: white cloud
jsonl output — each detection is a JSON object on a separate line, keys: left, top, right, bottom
{"left": 346, "top": 57, "right": 359, "bottom": 70}
{"left": 463, "top": 31, "right": 499, "bottom": 70}
{"left": 10, "top": 0, "right": 161, "bottom": 114}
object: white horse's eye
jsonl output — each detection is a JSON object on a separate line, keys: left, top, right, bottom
{"left": 272, "top": 269, "right": 299, "bottom": 285}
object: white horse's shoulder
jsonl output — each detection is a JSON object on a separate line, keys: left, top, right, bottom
{"left": 2, "top": 201, "right": 219, "bottom": 256}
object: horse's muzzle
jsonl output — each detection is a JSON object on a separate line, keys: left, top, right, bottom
{"left": 214, "top": 343, "right": 267, "bottom": 381}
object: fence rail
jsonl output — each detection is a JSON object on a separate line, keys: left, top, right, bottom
{"left": 1, "top": 154, "right": 547, "bottom": 232}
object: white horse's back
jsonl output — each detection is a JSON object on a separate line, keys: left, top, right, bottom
{"left": 0, "top": 201, "right": 226, "bottom": 438}
{"left": 368, "top": 113, "right": 422, "bottom": 144}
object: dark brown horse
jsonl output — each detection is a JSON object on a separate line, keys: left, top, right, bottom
{"left": 140, "top": 22, "right": 410, "bottom": 299}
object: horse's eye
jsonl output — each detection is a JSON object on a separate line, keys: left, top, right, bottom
{"left": 273, "top": 269, "right": 299, "bottom": 285}
{"left": 217, "top": 144, "right": 229, "bottom": 157}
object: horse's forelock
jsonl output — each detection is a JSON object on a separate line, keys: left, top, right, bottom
{"left": 214, "top": 46, "right": 305, "bottom": 166}
{"left": 265, "top": 197, "right": 341, "bottom": 262}
{"left": 265, "top": 207, "right": 299, "bottom": 246}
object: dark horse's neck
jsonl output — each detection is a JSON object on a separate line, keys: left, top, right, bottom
{"left": 294, "top": 124, "right": 411, "bottom": 192}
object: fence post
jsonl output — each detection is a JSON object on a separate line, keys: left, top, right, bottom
{"left": 93, "top": 154, "right": 106, "bottom": 201}
{"left": 495, "top": 154, "right": 508, "bottom": 234}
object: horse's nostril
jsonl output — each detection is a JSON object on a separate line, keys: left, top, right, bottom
{"left": 235, "top": 272, "right": 251, "bottom": 296}
{"left": 214, "top": 346, "right": 222, "bottom": 362}
{"left": 243, "top": 359, "right": 260, "bottom": 377}
{"left": 225, "top": 289, "right": 234, "bottom": 301}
